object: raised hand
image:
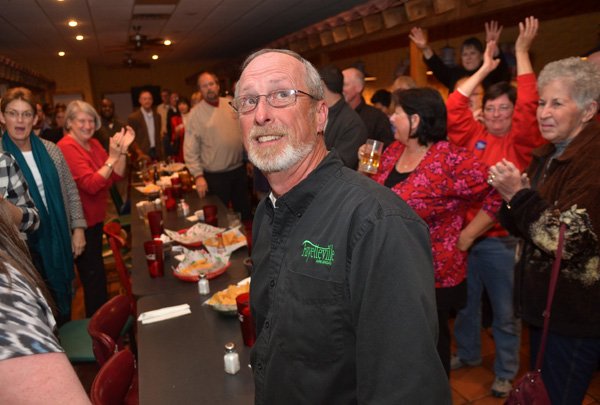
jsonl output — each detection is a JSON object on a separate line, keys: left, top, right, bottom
{"left": 409, "top": 27, "right": 428, "bottom": 50}
{"left": 515, "top": 16, "right": 539, "bottom": 53}
{"left": 485, "top": 20, "right": 503, "bottom": 43}
{"left": 481, "top": 40, "right": 501, "bottom": 75}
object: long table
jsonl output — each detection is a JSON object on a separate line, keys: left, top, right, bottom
{"left": 130, "top": 192, "right": 231, "bottom": 297}
{"left": 130, "top": 188, "right": 255, "bottom": 404}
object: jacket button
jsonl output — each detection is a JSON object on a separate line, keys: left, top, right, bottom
{"left": 264, "top": 320, "right": 270, "bottom": 329}
{"left": 257, "top": 362, "right": 263, "bottom": 370}
{"left": 269, "top": 279, "right": 275, "bottom": 288}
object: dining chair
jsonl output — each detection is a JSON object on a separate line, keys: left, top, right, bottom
{"left": 103, "top": 221, "right": 135, "bottom": 307}
{"left": 90, "top": 347, "right": 138, "bottom": 405}
{"left": 87, "top": 294, "right": 137, "bottom": 367}
{"left": 58, "top": 318, "right": 95, "bottom": 363}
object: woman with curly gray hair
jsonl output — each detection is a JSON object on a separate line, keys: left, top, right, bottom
{"left": 489, "top": 57, "right": 600, "bottom": 404}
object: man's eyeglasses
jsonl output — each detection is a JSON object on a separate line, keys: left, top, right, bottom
{"left": 230, "top": 89, "right": 317, "bottom": 113}
{"left": 483, "top": 105, "right": 513, "bottom": 114}
{"left": 4, "top": 109, "right": 35, "bottom": 120}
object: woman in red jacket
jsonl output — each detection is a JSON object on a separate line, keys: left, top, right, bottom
{"left": 367, "top": 87, "right": 501, "bottom": 376}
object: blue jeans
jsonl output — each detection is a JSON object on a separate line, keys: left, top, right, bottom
{"left": 530, "top": 327, "right": 600, "bottom": 405}
{"left": 454, "top": 236, "right": 521, "bottom": 379}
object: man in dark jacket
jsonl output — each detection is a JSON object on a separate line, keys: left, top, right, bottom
{"left": 233, "top": 48, "right": 451, "bottom": 405}
{"left": 318, "top": 64, "right": 367, "bottom": 169}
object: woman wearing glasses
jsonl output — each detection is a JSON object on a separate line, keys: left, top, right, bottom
{"left": 447, "top": 18, "right": 547, "bottom": 397}
{"left": 58, "top": 101, "right": 134, "bottom": 318}
{"left": 0, "top": 87, "right": 86, "bottom": 325}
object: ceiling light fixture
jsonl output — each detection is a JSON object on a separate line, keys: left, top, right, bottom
{"left": 68, "top": 20, "right": 78, "bottom": 27}
{"left": 76, "top": 35, "right": 84, "bottom": 41}
{"left": 163, "top": 39, "right": 172, "bottom": 46}
{"left": 58, "top": 51, "right": 66, "bottom": 56}
{"left": 152, "top": 54, "right": 159, "bottom": 60}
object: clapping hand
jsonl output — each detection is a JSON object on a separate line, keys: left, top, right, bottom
{"left": 109, "top": 126, "right": 135, "bottom": 156}
{"left": 488, "top": 159, "right": 530, "bottom": 202}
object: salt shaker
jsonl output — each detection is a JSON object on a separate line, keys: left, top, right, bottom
{"left": 224, "top": 342, "right": 240, "bottom": 375}
{"left": 197, "top": 272, "right": 210, "bottom": 295}
{"left": 181, "top": 199, "right": 190, "bottom": 216}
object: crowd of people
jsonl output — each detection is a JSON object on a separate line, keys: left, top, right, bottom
{"left": 1, "top": 13, "right": 599, "bottom": 404}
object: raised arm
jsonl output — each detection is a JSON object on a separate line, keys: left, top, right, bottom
{"left": 515, "top": 16, "right": 538, "bottom": 76}
{"left": 409, "top": 27, "right": 434, "bottom": 59}
{"left": 485, "top": 20, "right": 503, "bottom": 57}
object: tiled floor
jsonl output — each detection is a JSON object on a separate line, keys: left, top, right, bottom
{"left": 449, "top": 322, "right": 600, "bottom": 404}
{"left": 72, "top": 265, "right": 600, "bottom": 403}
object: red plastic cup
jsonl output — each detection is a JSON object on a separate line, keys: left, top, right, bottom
{"left": 143, "top": 240, "right": 164, "bottom": 278}
{"left": 147, "top": 210, "right": 164, "bottom": 238}
{"left": 203, "top": 204, "right": 218, "bottom": 227}
{"left": 163, "top": 187, "right": 177, "bottom": 211}
{"left": 170, "top": 176, "right": 182, "bottom": 199}
{"left": 235, "top": 292, "right": 256, "bottom": 347}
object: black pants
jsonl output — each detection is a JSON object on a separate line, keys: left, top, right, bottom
{"left": 436, "top": 280, "right": 467, "bottom": 377}
{"left": 204, "top": 165, "right": 252, "bottom": 220}
{"left": 75, "top": 222, "right": 108, "bottom": 317}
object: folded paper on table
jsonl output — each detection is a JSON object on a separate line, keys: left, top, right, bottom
{"left": 165, "top": 222, "right": 226, "bottom": 246}
{"left": 172, "top": 248, "right": 230, "bottom": 282}
{"left": 138, "top": 303, "right": 191, "bottom": 324}
{"left": 204, "top": 227, "right": 247, "bottom": 255}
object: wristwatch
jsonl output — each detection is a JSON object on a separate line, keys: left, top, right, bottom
{"left": 105, "top": 161, "right": 114, "bottom": 170}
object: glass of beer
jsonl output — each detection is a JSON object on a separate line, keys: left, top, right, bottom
{"left": 358, "top": 139, "right": 384, "bottom": 174}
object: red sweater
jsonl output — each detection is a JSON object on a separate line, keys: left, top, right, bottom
{"left": 446, "top": 73, "right": 546, "bottom": 237}
{"left": 372, "top": 141, "right": 501, "bottom": 288}
{"left": 58, "top": 135, "right": 122, "bottom": 227}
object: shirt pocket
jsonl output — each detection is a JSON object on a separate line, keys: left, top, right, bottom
{"left": 276, "top": 264, "right": 347, "bottom": 364}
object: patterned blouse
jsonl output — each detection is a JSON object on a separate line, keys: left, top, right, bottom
{"left": 372, "top": 140, "right": 501, "bottom": 288}
{"left": 0, "top": 152, "right": 40, "bottom": 233}
{"left": 0, "top": 263, "right": 63, "bottom": 360}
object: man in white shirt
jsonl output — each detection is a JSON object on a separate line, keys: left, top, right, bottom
{"left": 184, "top": 72, "right": 251, "bottom": 220}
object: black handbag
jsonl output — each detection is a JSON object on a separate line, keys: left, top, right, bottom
{"left": 505, "top": 223, "right": 566, "bottom": 405}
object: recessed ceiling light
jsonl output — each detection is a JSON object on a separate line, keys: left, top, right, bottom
{"left": 58, "top": 51, "right": 66, "bottom": 56}
{"left": 152, "top": 55, "right": 159, "bottom": 60}
{"left": 163, "top": 39, "right": 172, "bottom": 46}
{"left": 76, "top": 35, "right": 84, "bottom": 41}
{"left": 68, "top": 20, "right": 78, "bottom": 27}
{"left": 426, "top": 70, "right": 433, "bottom": 76}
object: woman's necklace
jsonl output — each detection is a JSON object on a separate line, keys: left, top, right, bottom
{"left": 395, "top": 144, "right": 430, "bottom": 172}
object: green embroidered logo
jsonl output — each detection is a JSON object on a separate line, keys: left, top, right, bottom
{"left": 301, "top": 240, "right": 335, "bottom": 266}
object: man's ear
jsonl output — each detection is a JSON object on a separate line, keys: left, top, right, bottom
{"left": 316, "top": 100, "right": 328, "bottom": 134}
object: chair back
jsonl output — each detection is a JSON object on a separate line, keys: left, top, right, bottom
{"left": 90, "top": 348, "right": 138, "bottom": 405}
{"left": 88, "top": 294, "right": 134, "bottom": 366}
{"left": 103, "top": 221, "right": 134, "bottom": 301}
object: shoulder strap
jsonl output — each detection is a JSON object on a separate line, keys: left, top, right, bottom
{"left": 535, "top": 222, "right": 567, "bottom": 370}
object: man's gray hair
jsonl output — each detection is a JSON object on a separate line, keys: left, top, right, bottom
{"left": 236, "top": 49, "right": 324, "bottom": 100}
{"left": 65, "top": 100, "right": 101, "bottom": 131}
{"left": 538, "top": 57, "right": 600, "bottom": 110}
